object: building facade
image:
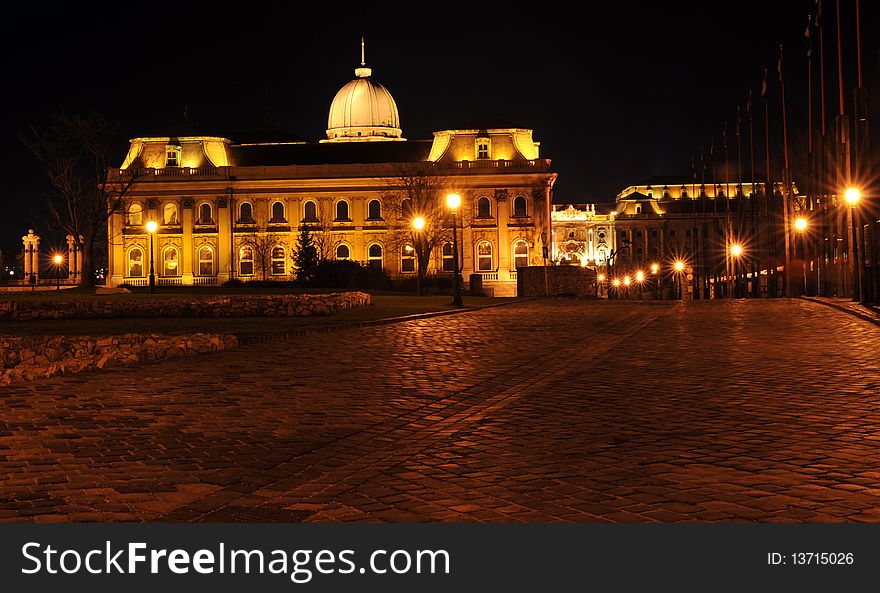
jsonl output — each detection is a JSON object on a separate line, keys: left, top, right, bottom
{"left": 108, "top": 58, "right": 556, "bottom": 297}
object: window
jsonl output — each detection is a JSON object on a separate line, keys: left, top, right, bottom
{"left": 477, "top": 197, "right": 491, "bottom": 218}
{"left": 165, "top": 146, "right": 180, "bottom": 167}
{"left": 513, "top": 195, "right": 527, "bottom": 217}
{"left": 163, "top": 203, "right": 178, "bottom": 225}
{"left": 303, "top": 200, "right": 318, "bottom": 222}
{"left": 513, "top": 240, "right": 529, "bottom": 269}
{"left": 401, "top": 199, "right": 413, "bottom": 219}
{"left": 477, "top": 241, "right": 493, "bottom": 271}
{"left": 239, "top": 202, "right": 253, "bottom": 223}
{"left": 336, "top": 244, "right": 351, "bottom": 260}
{"left": 128, "top": 248, "right": 144, "bottom": 277}
{"left": 636, "top": 231, "right": 643, "bottom": 239}
{"left": 127, "top": 204, "right": 143, "bottom": 226}
{"left": 476, "top": 137, "right": 491, "bottom": 159}
{"left": 271, "top": 201, "right": 286, "bottom": 222}
{"left": 368, "top": 244, "right": 383, "bottom": 271}
{"left": 651, "top": 229, "right": 658, "bottom": 237}
{"left": 198, "top": 203, "right": 213, "bottom": 224}
{"left": 670, "top": 230, "right": 676, "bottom": 237}
{"left": 198, "top": 246, "right": 214, "bottom": 276}
{"left": 336, "top": 200, "right": 350, "bottom": 221}
{"left": 635, "top": 205, "right": 642, "bottom": 214}
{"left": 239, "top": 245, "right": 254, "bottom": 276}
{"left": 401, "top": 244, "right": 416, "bottom": 273}
{"left": 441, "top": 242, "right": 454, "bottom": 272}
{"left": 162, "top": 246, "right": 179, "bottom": 276}
{"left": 367, "top": 199, "right": 382, "bottom": 220}
{"left": 271, "top": 246, "right": 286, "bottom": 275}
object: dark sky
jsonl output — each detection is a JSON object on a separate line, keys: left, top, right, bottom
{"left": 1, "top": 2, "right": 878, "bottom": 256}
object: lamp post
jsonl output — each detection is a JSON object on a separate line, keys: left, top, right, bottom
{"left": 146, "top": 220, "right": 158, "bottom": 293}
{"left": 651, "top": 263, "right": 659, "bottom": 299}
{"left": 673, "top": 260, "right": 685, "bottom": 300}
{"left": 53, "top": 254, "right": 63, "bottom": 290}
{"left": 412, "top": 216, "right": 426, "bottom": 296}
{"left": 730, "top": 244, "right": 743, "bottom": 297}
{"left": 844, "top": 188, "right": 861, "bottom": 302}
{"left": 446, "top": 193, "right": 463, "bottom": 307}
{"left": 794, "top": 217, "right": 808, "bottom": 296}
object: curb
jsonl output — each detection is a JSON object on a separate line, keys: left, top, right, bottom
{"left": 800, "top": 296, "right": 880, "bottom": 328}
{"left": 235, "top": 297, "right": 542, "bottom": 345}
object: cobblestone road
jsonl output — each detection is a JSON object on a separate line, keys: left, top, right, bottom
{"left": 2, "top": 299, "right": 879, "bottom": 522}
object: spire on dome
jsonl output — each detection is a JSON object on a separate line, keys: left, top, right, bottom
{"left": 361, "top": 36, "right": 365, "bottom": 66}
{"left": 355, "top": 37, "right": 371, "bottom": 78}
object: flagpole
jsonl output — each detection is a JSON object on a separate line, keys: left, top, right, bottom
{"left": 748, "top": 90, "right": 759, "bottom": 297}
{"left": 817, "top": 0, "right": 832, "bottom": 296}
{"left": 835, "top": 0, "right": 858, "bottom": 301}
{"left": 779, "top": 44, "right": 793, "bottom": 297}
{"left": 724, "top": 121, "right": 734, "bottom": 297}
{"left": 763, "top": 68, "right": 775, "bottom": 297}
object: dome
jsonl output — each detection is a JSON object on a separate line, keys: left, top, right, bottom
{"left": 324, "top": 65, "right": 405, "bottom": 142}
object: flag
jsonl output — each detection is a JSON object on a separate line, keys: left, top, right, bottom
{"left": 777, "top": 44, "right": 784, "bottom": 82}
{"left": 761, "top": 68, "right": 768, "bottom": 98}
{"left": 722, "top": 122, "right": 728, "bottom": 150}
{"left": 805, "top": 13, "right": 812, "bottom": 57}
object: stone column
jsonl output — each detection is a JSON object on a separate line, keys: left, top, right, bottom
{"left": 22, "top": 229, "right": 40, "bottom": 283}
{"left": 217, "top": 196, "right": 231, "bottom": 283}
{"left": 181, "top": 199, "right": 194, "bottom": 284}
{"left": 495, "top": 189, "right": 510, "bottom": 276}
{"left": 66, "top": 234, "right": 83, "bottom": 283}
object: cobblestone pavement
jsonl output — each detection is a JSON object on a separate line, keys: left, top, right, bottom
{"left": 1, "top": 298, "right": 879, "bottom": 523}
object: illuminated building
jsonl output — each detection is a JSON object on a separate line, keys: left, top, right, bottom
{"left": 107, "top": 52, "right": 555, "bottom": 296}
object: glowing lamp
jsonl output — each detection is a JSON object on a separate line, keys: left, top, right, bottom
{"left": 844, "top": 188, "right": 861, "bottom": 205}
{"left": 635, "top": 271, "right": 645, "bottom": 282}
{"left": 412, "top": 216, "right": 426, "bottom": 231}
{"left": 623, "top": 276, "right": 631, "bottom": 286}
{"left": 597, "top": 273, "right": 606, "bottom": 282}
{"left": 146, "top": 220, "right": 158, "bottom": 233}
{"left": 446, "top": 193, "right": 461, "bottom": 210}
{"left": 674, "top": 261, "right": 685, "bottom": 272}
{"left": 794, "top": 217, "right": 808, "bottom": 232}
{"left": 651, "top": 263, "right": 659, "bottom": 274}
{"left": 730, "top": 244, "right": 743, "bottom": 257}
{"left": 53, "top": 254, "right": 63, "bottom": 265}
{"left": 612, "top": 278, "right": 621, "bottom": 287}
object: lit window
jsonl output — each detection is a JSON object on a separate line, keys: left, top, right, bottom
{"left": 368, "top": 244, "right": 383, "bottom": 272}
{"left": 239, "top": 246, "right": 254, "bottom": 276}
{"left": 513, "top": 196, "right": 527, "bottom": 217}
{"left": 271, "top": 201, "right": 286, "bottom": 222}
{"left": 477, "top": 241, "right": 493, "bottom": 271}
{"left": 239, "top": 202, "right": 253, "bottom": 222}
{"left": 477, "top": 197, "right": 491, "bottom": 218}
{"left": 368, "top": 199, "right": 382, "bottom": 220}
{"left": 163, "top": 203, "right": 178, "bottom": 225}
{"left": 336, "top": 244, "right": 351, "bottom": 260}
{"left": 513, "top": 241, "right": 529, "bottom": 269}
{"left": 303, "top": 201, "right": 318, "bottom": 222}
{"left": 163, "top": 246, "right": 179, "bottom": 277}
{"left": 165, "top": 146, "right": 180, "bottom": 167}
{"left": 336, "top": 200, "right": 350, "bottom": 221}
{"left": 128, "top": 248, "right": 144, "bottom": 277}
{"left": 198, "top": 203, "right": 213, "bottom": 224}
{"left": 401, "top": 244, "right": 415, "bottom": 273}
{"left": 442, "top": 242, "right": 454, "bottom": 272}
{"left": 127, "top": 204, "right": 143, "bottom": 226}
{"left": 198, "top": 246, "right": 214, "bottom": 276}
{"left": 476, "top": 137, "right": 491, "bottom": 159}
{"left": 271, "top": 246, "right": 286, "bottom": 275}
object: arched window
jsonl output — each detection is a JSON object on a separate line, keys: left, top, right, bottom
{"left": 163, "top": 203, "right": 178, "bottom": 225}
{"left": 401, "top": 199, "right": 413, "bottom": 219}
{"left": 513, "top": 241, "right": 529, "bottom": 269}
{"left": 128, "top": 247, "right": 144, "bottom": 277}
{"left": 271, "top": 246, "right": 286, "bottom": 275}
{"left": 198, "top": 203, "right": 213, "bottom": 224}
{"left": 162, "top": 246, "right": 179, "bottom": 276}
{"left": 127, "top": 204, "right": 143, "bottom": 226}
{"left": 239, "top": 202, "right": 253, "bottom": 223}
{"left": 477, "top": 241, "right": 493, "bottom": 271}
{"left": 239, "top": 245, "right": 254, "bottom": 276}
{"left": 335, "top": 200, "right": 350, "bottom": 221}
{"left": 367, "top": 199, "right": 382, "bottom": 220}
{"left": 513, "top": 196, "right": 527, "bottom": 217}
{"left": 336, "top": 244, "right": 351, "bottom": 260}
{"left": 401, "top": 244, "right": 416, "bottom": 273}
{"left": 441, "top": 242, "right": 454, "bottom": 272}
{"left": 368, "top": 244, "right": 383, "bottom": 271}
{"left": 477, "top": 197, "right": 491, "bottom": 218}
{"left": 303, "top": 200, "right": 318, "bottom": 222}
{"left": 198, "top": 246, "right": 214, "bottom": 276}
{"left": 271, "top": 201, "right": 286, "bottom": 222}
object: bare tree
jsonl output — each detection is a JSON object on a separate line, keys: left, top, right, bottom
{"left": 238, "top": 231, "right": 281, "bottom": 281}
{"left": 20, "top": 112, "right": 144, "bottom": 287}
{"left": 383, "top": 162, "right": 456, "bottom": 296}
{"left": 311, "top": 200, "right": 341, "bottom": 261}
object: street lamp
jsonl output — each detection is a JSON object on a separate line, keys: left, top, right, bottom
{"left": 446, "top": 193, "right": 463, "bottom": 307}
{"left": 650, "top": 263, "right": 659, "bottom": 299}
{"left": 412, "top": 216, "right": 426, "bottom": 231}
{"left": 730, "top": 244, "right": 744, "bottom": 298}
{"left": 673, "top": 260, "right": 685, "bottom": 300}
{"left": 53, "top": 254, "right": 63, "bottom": 290}
{"left": 146, "top": 220, "right": 158, "bottom": 293}
{"left": 794, "top": 217, "right": 808, "bottom": 295}
{"left": 844, "top": 187, "right": 861, "bottom": 302}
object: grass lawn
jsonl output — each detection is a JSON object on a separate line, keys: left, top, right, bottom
{"left": 1, "top": 295, "right": 510, "bottom": 337}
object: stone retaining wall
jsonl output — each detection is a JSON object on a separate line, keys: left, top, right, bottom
{"left": 517, "top": 266, "right": 598, "bottom": 298}
{"left": 0, "top": 292, "right": 371, "bottom": 321}
{"left": 0, "top": 333, "right": 238, "bottom": 386}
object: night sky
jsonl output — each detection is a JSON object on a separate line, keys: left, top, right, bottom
{"left": 1, "top": 2, "right": 878, "bottom": 256}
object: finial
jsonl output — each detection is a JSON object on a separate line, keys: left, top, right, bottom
{"left": 361, "top": 36, "right": 365, "bottom": 66}
{"left": 355, "top": 37, "right": 371, "bottom": 78}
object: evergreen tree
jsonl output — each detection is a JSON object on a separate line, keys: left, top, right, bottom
{"left": 293, "top": 225, "right": 319, "bottom": 284}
